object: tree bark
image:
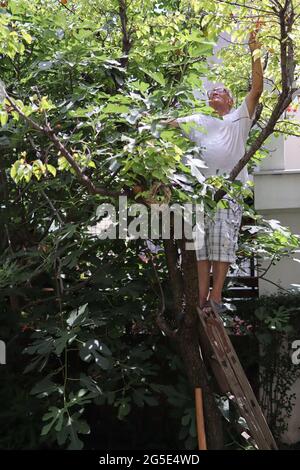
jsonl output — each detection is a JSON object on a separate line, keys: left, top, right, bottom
{"left": 163, "top": 236, "right": 224, "bottom": 449}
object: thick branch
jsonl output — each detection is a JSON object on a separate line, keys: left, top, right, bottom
{"left": 118, "top": 0, "right": 132, "bottom": 68}
{"left": 178, "top": 237, "right": 200, "bottom": 328}
{"left": 47, "top": 131, "right": 122, "bottom": 197}
{"left": 5, "top": 94, "right": 44, "bottom": 132}
{"left": 146, "top": 246, "right": 179, "bottom": 339}
{"left": 163, "top": 238, "right": 184, "bottom": 320}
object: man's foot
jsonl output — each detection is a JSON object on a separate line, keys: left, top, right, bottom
{"left": 209, "top": 298, "right": 236, "bottom": 316}
{"left": 199, "top": 300, "right": 212, "bottom": 315}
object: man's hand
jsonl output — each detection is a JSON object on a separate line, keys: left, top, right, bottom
{"left": 248, "top": 20, "right": 262, "bottom": 53}
{"left": 160, "top": 118, "right": 179, "bottom": 128}
{"left": 248, "top": 31, "right": 261, "bottom": 53}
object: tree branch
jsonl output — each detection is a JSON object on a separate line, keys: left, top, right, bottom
{"left": 118, "top": 0, "right": 132, "bottom": 68}
{"left": 163, "top": 238, "right": 184, "bottom": 321}
{"left": 273, "top": 127, "right": 300, "bottom": 137}
{"left": 5, "top": 93, "right": 128, "bottom": 198}
{"left": 259, "top": 275, "right": 291, "bottom": 292}
{"left": 57, "top": 0, "right": 75, "bottom": 14}
{"left": 215, "top": 0, "right": 297, "bottom": 201}
{"left": 40, "top": 190, "right": 64, "bottom": 225}
{"left": 214, "top": 0, "right": 276, "bottom": 14}
{"left": 145, "top": 244, "right": 179, "bottom": 339}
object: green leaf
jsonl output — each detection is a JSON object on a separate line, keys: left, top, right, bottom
{"left": 188, "top": 42, "right": 214, "bottom": 57}
{"left": 30, "top": 375, "right": 58, "bottom": 397}
{"left": 41, "top": 407, "right": 62, "bottom": 436}
{"left": 46, "top": 164, "right": 57, "bottom": 177}
{"left": 140, "top": 69, "right": 166, "bottom": 86}
{"left": 39, "top": 96, "right": 54, "bottom": 112}
{"left": 155, "top": 43, "right": 177, "bottom": 53}
{"left": 130, "top": 80, "right": 150, "bottom": 93}
{"left": 66, "top": 415, "right": 90, "bottom": 450}
{"left": 68, "top": 431, "right": 83, "bottom": 450}
{"left": 21, "top": 31, "right": 32, "bottom": 44}
{"left": 181, "top": 413, "right": 191, "bottom": 426}
{"left": 53, "top": 331, "right": 73, "bottom": 356}
{"left": 118, "top": 401, "right": 131, "bottom": 420}
{"left": 102, "top": 104, "right": 129, "bottom": 114}
{"left": 10, "top": 160, "right": 20, "bottom": 180}
{"left": 79, "top": 339, "right": 112, "bottom": 370}
{"left": 80, "top": 373, "right": 102, "bottom": 395}
{"left": 54, "top": 412, "right": 64, "bottom": 432}
{"left": 0, "top": 111, "right": 8, "bottom": 126}
{"left": 217, "top": 199, "right": 229, "bottom": 209}
{"left": 67, "top": 303, "right": 89, "bottom": 327}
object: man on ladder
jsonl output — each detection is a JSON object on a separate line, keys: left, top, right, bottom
{"left": 163, "top": 24, "right": 277, "bottom": 450}
{"left": 163, "top": 26, "right": 263, "bottom": 316}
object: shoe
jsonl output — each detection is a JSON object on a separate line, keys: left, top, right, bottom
{"left": 199, "top": 300, "right": 212, "bottom": 316}
{"left": 200, "top": 300, "right": 211, "bottom": 310}
{"left": 209, "top": 299, "right": 236, "bottom": 316}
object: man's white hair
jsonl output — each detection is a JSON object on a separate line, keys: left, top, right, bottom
{"left": 205, "top": 85, "right": 235, "bottom": 109}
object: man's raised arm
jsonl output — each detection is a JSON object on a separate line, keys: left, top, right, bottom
{"left": 246, "top": 25, "right": 263, "bottom": 119}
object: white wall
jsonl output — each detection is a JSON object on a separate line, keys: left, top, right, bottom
{"left": 254, "top": 99, "right": 300, "bottom": 444}
{"left": 254, "top": 208, "right": 300, "bottom": 295}
{"left": 284, "top": 104, "right": 300, "bottom": 170}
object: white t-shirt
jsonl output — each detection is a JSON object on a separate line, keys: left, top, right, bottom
{"left": 177, "top": 98, "right": 254, "bottom": 183}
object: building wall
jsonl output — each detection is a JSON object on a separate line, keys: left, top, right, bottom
{"left": 254, "top": 115, "right": 300, "bottom": 444}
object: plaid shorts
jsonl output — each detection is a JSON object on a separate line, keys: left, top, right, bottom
{"left": 196, "top": 198, "right": 243, "bottom": 263}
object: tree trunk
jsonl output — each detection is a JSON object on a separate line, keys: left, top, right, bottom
{"left": 176, "top": 320, "right": 224, "bottom": 449}
{"left": 163, "top": 237, "right": 224, "bottom": 449}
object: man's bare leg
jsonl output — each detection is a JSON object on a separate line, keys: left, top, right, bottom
{"left": 197, "top": 260, "right": 211, "bottom": 307}
{"left": 209, "top": 261, "right": 230, "bottom": 304}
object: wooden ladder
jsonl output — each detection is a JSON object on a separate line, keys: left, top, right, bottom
{"left": 196, "top": 305, "right": 277, "bottom": 450}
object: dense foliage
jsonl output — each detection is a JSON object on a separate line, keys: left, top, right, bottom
{"left": 1, "top": 0, "right": 300, "bottom": 449}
